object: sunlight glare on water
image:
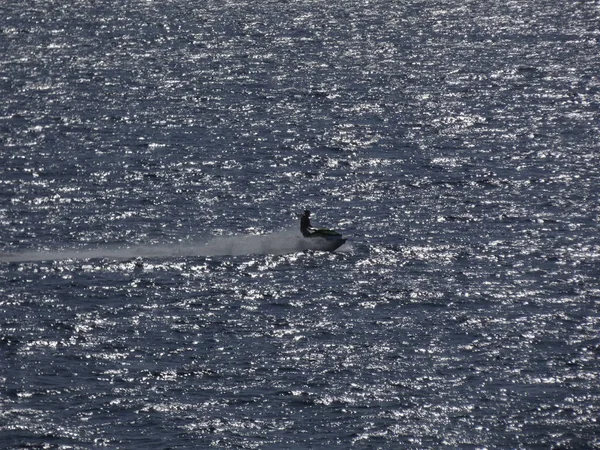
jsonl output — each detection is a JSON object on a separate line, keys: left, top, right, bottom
{"left": 1, "top": 0, "right": 599, "bottom": 448}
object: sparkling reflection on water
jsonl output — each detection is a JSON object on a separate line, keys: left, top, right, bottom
{"left": 1, "top": 0, "right": 599, "bottom": 448}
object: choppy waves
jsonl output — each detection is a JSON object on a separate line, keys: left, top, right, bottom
{"left": 1, "top": 0, "right": 599, "bottom": 448}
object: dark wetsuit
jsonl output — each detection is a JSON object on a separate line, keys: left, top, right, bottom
{"left": 300, "top": 214, "right": 312, "bottom": 237}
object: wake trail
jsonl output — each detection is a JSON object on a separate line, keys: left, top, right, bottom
{"left": 0, "top": 230, "right": 311, "bottom": 263}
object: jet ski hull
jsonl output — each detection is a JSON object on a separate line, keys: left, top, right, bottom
{"left": 301, "top": 229, "right": 347, "bottom": 252}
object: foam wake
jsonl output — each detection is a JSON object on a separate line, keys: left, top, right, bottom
{"left": 0, "top": 230, "right": 320, "bottom": 262}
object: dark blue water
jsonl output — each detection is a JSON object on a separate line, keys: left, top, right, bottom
{"left": 1, "top": 1, "right": 599, "bottom": 448}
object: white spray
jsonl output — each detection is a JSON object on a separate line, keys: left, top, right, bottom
{"left": 0, "top": 229, "right": 318, "bottom": 262}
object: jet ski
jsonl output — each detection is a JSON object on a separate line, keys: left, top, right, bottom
{"left": 301, "top": 228, "right": 347, "bottom": 252}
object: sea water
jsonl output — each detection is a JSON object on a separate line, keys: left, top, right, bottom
{"left": 1, "top": 0, "right": 599, "bottom": 448}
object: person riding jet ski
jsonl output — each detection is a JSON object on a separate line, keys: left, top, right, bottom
{"left": 299, "top": 209, "right": 347, "bottom": 251}
{"left": 300, "top": 210, "right": 314, "bottom": 237}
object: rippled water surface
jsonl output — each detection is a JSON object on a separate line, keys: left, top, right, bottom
{"left": 1, "top": 0, "right": 599, "bottom": 448}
